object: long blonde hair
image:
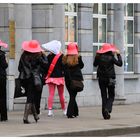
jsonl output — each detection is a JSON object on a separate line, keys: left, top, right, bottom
{"left": 63, "top": 55, "right": 79, "bottom": 66}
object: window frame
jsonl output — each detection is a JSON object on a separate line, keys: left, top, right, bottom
{"left": 124, "top": 3, "right": 134, "bottom": 73}
{"left": 65, "top": 4, "right": 78, "bottom": 45}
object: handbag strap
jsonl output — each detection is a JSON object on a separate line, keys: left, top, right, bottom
{"left": 45, "top": 53, "right": 61, "bottom": 79}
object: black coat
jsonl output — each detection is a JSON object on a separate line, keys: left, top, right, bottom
{"left": 18, "top": 52, "right": 48, "bottom": 80}
{"left": 63, "top": 56, "right": 84, "bottom": 81}
{"left": 47, "top": 53, "right": 64, "bottom": 78}
{"left": 93, "top": 52, "right": 122, "bottom": 79}
{"left": 0, "top": 50, "right": 8, "bottom": 78}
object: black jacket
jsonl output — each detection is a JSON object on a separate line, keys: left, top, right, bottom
{"left": 18, "top": 52, "right": 48, "bottom": 80}
{"left": 47, "top": 53, "right": 64, "bottom": 78}
{"left": 93, "top": 52, "right": 122, "bottom": 79}
{"left": 0, "top": 50, "right": 8, "bottom": 78}
{"left": 63, "top": 56, "right": 84, "bottom": 81}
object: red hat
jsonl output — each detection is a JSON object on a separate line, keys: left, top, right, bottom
{"left": 22, "top": 40, "right": 43, "bottom": 53}
{"left": 67, "top": 43, "right": 78, "bottom": 55}
{"left": 0, "top": 40, "right": 8, "bottom": 48}
{"left": 96, "top": 43, "right": 117, "bottom": 54}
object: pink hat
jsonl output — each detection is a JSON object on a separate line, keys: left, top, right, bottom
{"left": 22, "top": 40, "right": 43, "bottom": 53}
{"left": 67, "top": 43, "right": 78, "bottom": 55}
{"left": 96, "top": 43, "right": 117, "bottom": 54}
{"left": 0, "top": 40, "right": 8, "bottom": 48}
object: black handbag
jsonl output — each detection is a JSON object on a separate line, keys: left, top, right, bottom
{"left": 70, "top": 80, "right": 84, "bottom": 92}
{"left": 14, "top": 78, "right": 26, "bottom": 98}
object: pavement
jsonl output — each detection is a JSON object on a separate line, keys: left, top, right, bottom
{"left": 1, "top": 103, "right": 140, "bottom": 137}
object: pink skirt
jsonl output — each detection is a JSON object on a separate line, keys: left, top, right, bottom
{"left": 45, "top": 77, "right": 65, "bottom": 85}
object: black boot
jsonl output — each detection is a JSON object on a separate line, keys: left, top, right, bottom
{"left": 103, "top": 108, "right": 111, "bottom": 120}
{"left": 31, "top": 104, "right": 39, "bottom": 123}
{"left": 23, "top": 103, "right": 32, "bottom": 124}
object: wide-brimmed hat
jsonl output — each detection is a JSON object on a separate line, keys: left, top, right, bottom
{"left": 67, "top": 43, "right": 78, "bottom": 55}
{"left": 0, "top": 40, "right": 8, "bottom": 48}
{"left": 22, "top": 40, "right": 43, "bottom": 53}
{"left": 96, "top": 43, "right": 117, "bottom": 54}
{"left": 42, "top": 40, "right": 61, "bottom": 55}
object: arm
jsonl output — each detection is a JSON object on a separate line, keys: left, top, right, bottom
{"left": 78, "top": 55, "right": 84, "bottom": 69}
{"left": 113, "top": 50, "right": 123, "bottom": 67}
{"left": 0, "top": 54, "right": 8, "bottom": 69}
{"left": 93, "top": 54, "right": 100, "bottom": 67}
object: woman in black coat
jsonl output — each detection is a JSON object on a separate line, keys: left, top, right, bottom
{"left": 93, "top": 43, "right": 122, "bottom": 120}
{"left": 18, "top": 40, "right": 48, "bottom": 124}
{"left": 0, "top": 40, "right": 8, "bottom": 122}
{"left": 63, "top": 43, "right": 84, "bottom": 118}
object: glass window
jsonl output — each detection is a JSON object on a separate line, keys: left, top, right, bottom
{"left": 65, "top": 16, "right": 68, "bottom": 42}
{"left": 65, "top": 4, "right": 77, "bottom": 43}
{"left": 127, "top": 20, "right": 133, "bottom": 44}
{"left": 93, "top": 18, "right": 98, "bottom": 42}
{"left": 124, "top": 47, "right": 133, "bottom": 72}
{"left": 93, "top": 4, "right": 107, "bottom": 71}
{"left": 99, "top": 18, "right": 106, "bottom": 43}
{"left": 124, "top": 3, "right": 134, "bottom": 72}
{"left": 93, "top": 4, "right": 98, "bottom": 14}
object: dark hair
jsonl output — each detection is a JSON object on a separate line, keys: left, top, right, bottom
{"left": 22, "top": 51, "right": 42, "bottom": 62}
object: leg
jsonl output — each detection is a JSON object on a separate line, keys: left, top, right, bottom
{"left": 73, "top": 92, "right": 79, "bottom": 117}
{"left": 23, "top": 103, "right": 32, "bottom": 124}
{"left": 0, "top": 78, "right": 7, "bottom": 121}
{"left": 66, "top": 87, "right": 77, "bottom": 118}
{"left": 57, "top": 84, "right": 65, "bottom": 110}
{"left": 31, "top": 104, "right": 39, "bottom": 122}
{"left": 98, "top": 78, "right": 110, "bottom": 119}
{"left": 107, "top": 85, "right": 115, "bottom": 113}
{"left": 47, "top": 83, "right": 56, "bottom": 116}
{"left": 48, "top": 83, "right": 56, "bottom": 110}
{"left": 34, "top": 86, "right": 43, "bottom": 114}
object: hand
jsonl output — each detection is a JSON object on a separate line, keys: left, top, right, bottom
{"left": 115, "top": 49, "right": 120, "bottom": 54}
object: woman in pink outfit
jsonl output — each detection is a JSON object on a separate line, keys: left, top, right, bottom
{"left": 42, "top": 40, "right": 66, "bottom": 116}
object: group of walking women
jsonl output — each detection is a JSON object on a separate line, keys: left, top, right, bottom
{"left": 18, "top": 39, "right": 84, "bottom": 124}
{"left": 0, "top": 39, "right": 122, "bottom": 123}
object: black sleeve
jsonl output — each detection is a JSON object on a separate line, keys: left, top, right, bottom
{"left": 113, "top": 54, "right": 123, "bottom": 67}
{"left": 0, "top": 54, "right": 8, "bottom": 69}
{"left": 78, "top": 56, "right": 84, "bottom": 69}
{"left": 93, "top": 54, "right": 99, "bottom": 67}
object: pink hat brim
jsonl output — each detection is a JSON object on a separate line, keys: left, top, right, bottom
{"left": 0, "top": 40, "right": 8, "bottom": 48}
{"left": 96, "top": 48, "right": 116, "bottom": 54}
{"left": 22, "top": 41, "right": 44, "bottom": 53}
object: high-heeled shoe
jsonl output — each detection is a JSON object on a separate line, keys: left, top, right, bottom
{"left": 34, "top": 116, "right": 40, "bottom": 123}
{"left": 23, "top": 119, "right": 30, "bottom": 124}
{"left": 67, "top": 115, "right": 75, "bottom": 119}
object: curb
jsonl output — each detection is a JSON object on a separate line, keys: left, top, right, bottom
{"left": 27, "top": 125, "right": 140, "bottom": 137}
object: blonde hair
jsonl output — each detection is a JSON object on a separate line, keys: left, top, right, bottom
{"left": 63, "top": 55, "right": 79, "bottom": 66}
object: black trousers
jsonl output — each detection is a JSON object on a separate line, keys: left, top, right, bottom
{"left": 66, "top": 81, "right": 79, "bottom": 117}
{"left": 0, "top": 77, "right": 7, "bottom": 121}
{"left": 23, "top": 78, "right": 43, "bottom": 114}
{"left": 98, "top": 78, "right": 115, "bottom": 115}
{"left": 34, "top": 85, "right": 43, "bottom": 114}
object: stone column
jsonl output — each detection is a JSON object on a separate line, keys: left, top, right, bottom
{"left": 52, "top": 4, "right": 65, "bottom": 50}
{"left": 8, "top": 4, "right": 32, "bottom": 110}
{"left": 114, "top": 4, "right": 125, "bottom": 102}
{"left": 78, "top": 4, "right": 93, "bottom": 75}
{"left": 107, "top": 4, "right": 114, "bottom": 43}
{"left": 134, "top": 4, "right": 140, "bottom": 74}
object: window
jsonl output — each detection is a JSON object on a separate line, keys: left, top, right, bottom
{"left": 65, "top": 4, "right": 78, "bottom": 44}
{"left": 93, "top": 4, "right": 107, "bottom": 71}
{"left": 124, "top": 3, "right": 134, "bottom": 72}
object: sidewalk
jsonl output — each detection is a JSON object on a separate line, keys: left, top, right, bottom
{"left": 0, "top": 103, "right": 140, "bottom": 137}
